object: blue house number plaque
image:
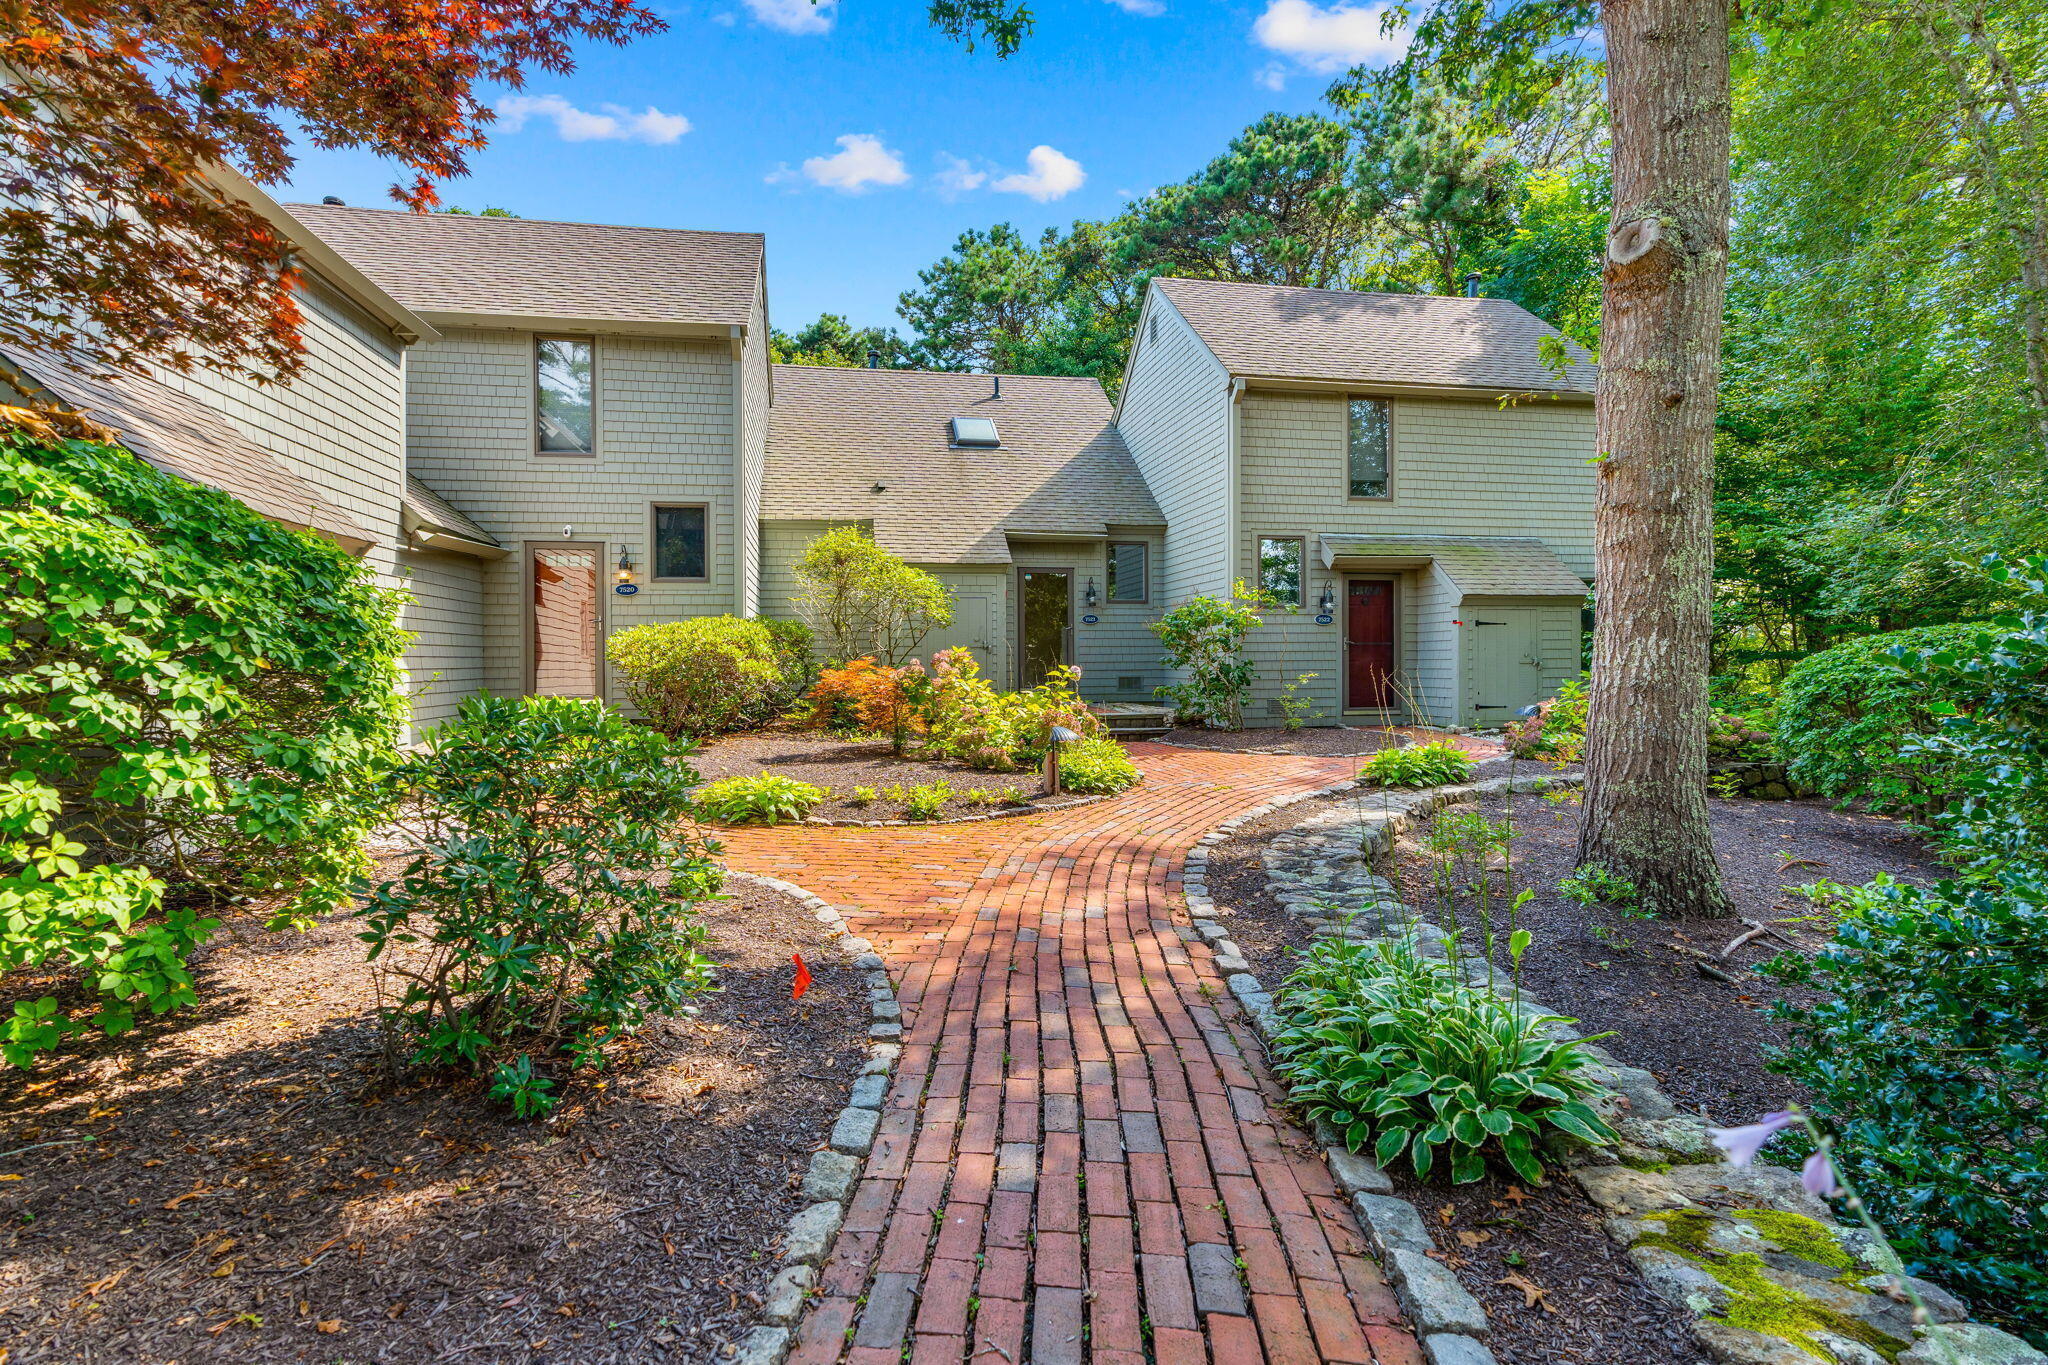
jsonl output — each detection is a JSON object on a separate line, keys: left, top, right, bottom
{"left": 1315, "top": 612, "right": 1334, "bottom": 625}
{"left": 615, "top": 583, "right": 640, "bottom": 595}
{"left": 1081, "top": 613, "right": 1100, "bottom": 624}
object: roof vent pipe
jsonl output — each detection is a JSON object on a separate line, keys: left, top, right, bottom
{"left": 993, "top": 373, "right": 1001, "bottom": 399}
{"left": 866, "top": 348, "right": 880, "bottom": 369}
{"left": 1463, "top": 271, "right": 1481, "bottom": 298}
{"left": 322, "top": 195, "right": 345, "bottom": 205}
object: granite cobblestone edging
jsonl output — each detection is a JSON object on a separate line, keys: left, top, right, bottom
{"left": 720, "top": 871, "right": 907, "bottom": 1365}
{"left": 1190, "top": 773, "right": 2047, "bottom": 1365}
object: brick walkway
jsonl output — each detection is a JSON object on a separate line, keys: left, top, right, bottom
{"left": 720, "top": 743, "right": 1424, "bottom": 1365}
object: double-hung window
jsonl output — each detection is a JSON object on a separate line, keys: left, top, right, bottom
{"left": 1107, "top": 542, "right": 1148, "bottom": 603}
{"left": 1258, "top": 537, "right": 1304, "bottom": 606}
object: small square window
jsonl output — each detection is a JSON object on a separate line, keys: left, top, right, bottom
{"left": 1258, "top": 537, "right": 1303, "bottom": 606}
{"left": 1107, "top": 542, "right": 1147, "bottom": 603}
{"left": 1348, "top": 397, "right": 1390, "bottom": 498}
{"left": 652, "top": 504, "right": 707, "bottom": 580}
{"left": 537, "top": 337, "right": 595, "bottom": 454}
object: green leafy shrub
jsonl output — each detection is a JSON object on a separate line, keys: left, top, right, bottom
{"left": 692, "top": 772, "right": 828, "bottom": 825}
{"left": 1360, "top": 741, "right": 1474, "bottom": 788}
{"left": 356, "top": 696, "right": 718, "bottom": 1115}
{"left": 1, "top": 417, "right": 406, "bottom": 1067}
{"left": 1055, "top": 737, "right": 1139, "bottom": 794}
{"left": 1151, "top": 579, "right": 1280, "bottom": 729}
{"left": 1558, "top": 867, "right": 1640, "bottom": 913}
{"left": 1774, "top": 622, "right": 1993, "bottom": 817}
{"left": 792, "top": 526, "right": 951, "bottom": 665}
{"left": 848, "top": 785, "right": 878, "bottom": 806}
{"left": 607, "top": 615, "right": 812, "bottom": 739}
{"left": 1764, "top": 558, "right": 2048, "bottom": 1338}
{"left": 1271, "top": 936, "right": 1616, "bottom": 1183}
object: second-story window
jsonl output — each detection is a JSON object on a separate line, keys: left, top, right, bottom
{"left": 1348, "top": 396, "right": 1390, "bottom": 498}
{"left": 1258, "top": 536, "right": 1303, "bottom": 606}
{"left": 537, "top": 337, "right": 595, "bottom": 455}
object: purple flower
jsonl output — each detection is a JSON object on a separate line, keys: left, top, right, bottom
{"left": 1802, "top": 1150, "right": 1843, "bottom": 1198}
{"left": 1708, "top": 1111, "right": 1798, "bottom": 1167}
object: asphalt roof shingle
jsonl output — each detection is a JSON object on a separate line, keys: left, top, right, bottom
{"left": 2, "top": 347, "right": 376, "bottom": 549}
{"left": 285, "top": 203, "right": 763, "bottom": 329}
{"left": 1319, "top": 534, "right": 1589, "bottom": 597}
{"left": 1153, "top": 277, "right": 1597, "bottom": 395}
{"left": 765, "top": 366, "right": 1163, "bottom": 565}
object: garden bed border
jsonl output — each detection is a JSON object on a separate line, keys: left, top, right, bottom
{"left": 719, "top": 871, "right": 907, "bottom": 1365}
{"left": 1186, "top": 774, "right": 2044, "bottom": 1365}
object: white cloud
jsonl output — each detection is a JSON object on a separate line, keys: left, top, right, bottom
{"left": 743, "top": 0, "right": 836, "bottom": 33}
{"left": 1255, "top": 61, "right": 1290, "bottom": 90}
{"left": 933, "top": 153, "right": 989, "bottom": 200}
{"left": 495, "top": 94, "right": 691, "bottom": 144}
{"left": 991, "top": 145, "right": 1087, "bottom": 202}
{"left": 710, "top": 10, "right": 736, "bottom": 23}
{"left": 1104, "top": 0, "right": 1165, "bottom": 14}
{"left": 790, "top": 133, "right": 910, "bottom": 192}
{"left": 1252, "top": 0, "right": 1409, "bottom": 73}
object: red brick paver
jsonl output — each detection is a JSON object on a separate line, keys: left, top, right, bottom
{"left": 725, "top": 743, "right": 1420, "bottom": 1364}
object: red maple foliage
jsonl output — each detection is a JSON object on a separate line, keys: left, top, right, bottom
{"left": 0, "top": 0, "right": 666, "bottom": 380}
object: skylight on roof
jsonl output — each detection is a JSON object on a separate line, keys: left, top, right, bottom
{"left": 950, "top": 416, "right": 1000, "bottom": 448}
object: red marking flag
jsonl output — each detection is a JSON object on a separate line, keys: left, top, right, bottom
{"left": 792, "top": 953, "right": 813, "bottom": 1001}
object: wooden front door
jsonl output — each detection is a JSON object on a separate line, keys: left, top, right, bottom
{"left": 530, "top": 543, "right": 601, "bottom": 697}
{"left": 1018, "top": 569, "right": 1072, "bottom": 689}
{"left": 1345, "top": 579, "right": 1397, "bottom": 710}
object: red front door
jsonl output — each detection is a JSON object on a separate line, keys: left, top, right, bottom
{"left": 1346, "top": 580, "right": 1396, "bottom": 709}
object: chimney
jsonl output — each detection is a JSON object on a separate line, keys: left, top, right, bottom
{"left": 1463, "top": 271, "right": 1481, "bottom": 298}
{"left": 866, "top": 348, "right": 880, "bottom": 369}
{"left": 322, "top": 195, "right": 346, "bottom": 206}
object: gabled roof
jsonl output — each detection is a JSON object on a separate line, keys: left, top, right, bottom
{"left": 1319, "top": 534, "right": 1588, "bottom": 597}
{"left": 764, "top": 366, "right": 1163, "bottom": 565}
{"left": 285, "top": 203, "right": 764, "bottom": 333}
{"left": 1, "top": 347, "right": 375, "bottom": 551}
{"left": 1151, "top": 278, "right": 1597, "bottom": 396}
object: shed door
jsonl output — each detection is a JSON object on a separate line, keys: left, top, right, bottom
{"left": 1345, "top": 579, "right": 1397, "bottom": 710}
{"left": 1468, "top": 608, "right": 1545, "bottom": 719}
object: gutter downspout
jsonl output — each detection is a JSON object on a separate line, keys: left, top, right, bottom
{"left": 1226, "top": 377, "right": 1247, "bottom": 596}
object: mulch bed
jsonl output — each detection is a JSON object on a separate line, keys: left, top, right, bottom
{"left": 1205, "top": 784, "right": 1940, "bottom": 1365}
{"left": 1161, "top": 724, "right": 1503, "bottom": 758}
{"left": 0, "top": 877, "right": 867, "bottom": 1364}
{"left": 689, "top": 728, "right": 1050, "bottom": 822}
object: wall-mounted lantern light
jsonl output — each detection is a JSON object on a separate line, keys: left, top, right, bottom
{"left": 616, "top": 547, "right": 636, "bottom": 584}
{"left": 1318, "top": 582, "right": 1336, "bottom": 615}
{"left": 1084, "top": 577, "right": 1100, "bottom": 609}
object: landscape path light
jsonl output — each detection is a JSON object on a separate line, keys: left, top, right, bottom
{"left": 1044, "top": 724, "right": 1081, "bottom": 796}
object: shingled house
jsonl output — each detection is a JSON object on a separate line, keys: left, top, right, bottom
{"left": 3, "top": 184, "right": 1596, "bottom": 733}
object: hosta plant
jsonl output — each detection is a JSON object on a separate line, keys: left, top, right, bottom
{"left": 692, "top": 772, "right": 828, "bottom": 825}
{"left": 1270, "top": 936, "right": 1616, "bottom": 1183}
{"left": 1359, "top": 740, "right": 1474, "bottom": 788}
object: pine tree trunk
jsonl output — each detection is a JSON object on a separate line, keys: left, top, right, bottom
{"left": 1575, "top": 0, "right": 1734, "bottom": 917}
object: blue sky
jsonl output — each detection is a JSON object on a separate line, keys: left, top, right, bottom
{"left": 279, "top": 0, "right": 1409, "bottom": 332}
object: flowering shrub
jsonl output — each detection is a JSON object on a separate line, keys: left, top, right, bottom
{"left": 1360, "top": 741, "right": 1474, "bottom": 788}
{"left": 1504, "top": 673, "right": 1590, "bottom": 759}
{"left": 1055, "top": 737, "right": 1139, "bottom": 794}
{"left": 1775, "top": 622, "right": 1994, "bottom": 818}
{"left": 1271, "top": 936, "right": 1615, "bottom": 1183}
{"left": 692, "top": 772, "right": 829, "bottom": 825}
{"left": 357, "top": 696, "right": 719, "bottom": 1117}
{"left": 920, "top": 650, "right": 1103, "bottom": 771}
{"left": 1, "top": 415, "right": 406, "bottom": 1068}
{"left": 607, "top": 615, "right": 812, "bottom": 738}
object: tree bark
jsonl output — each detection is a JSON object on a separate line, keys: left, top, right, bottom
{"left": 1575, "top": 0, "right": 1734, "bottom": 916}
